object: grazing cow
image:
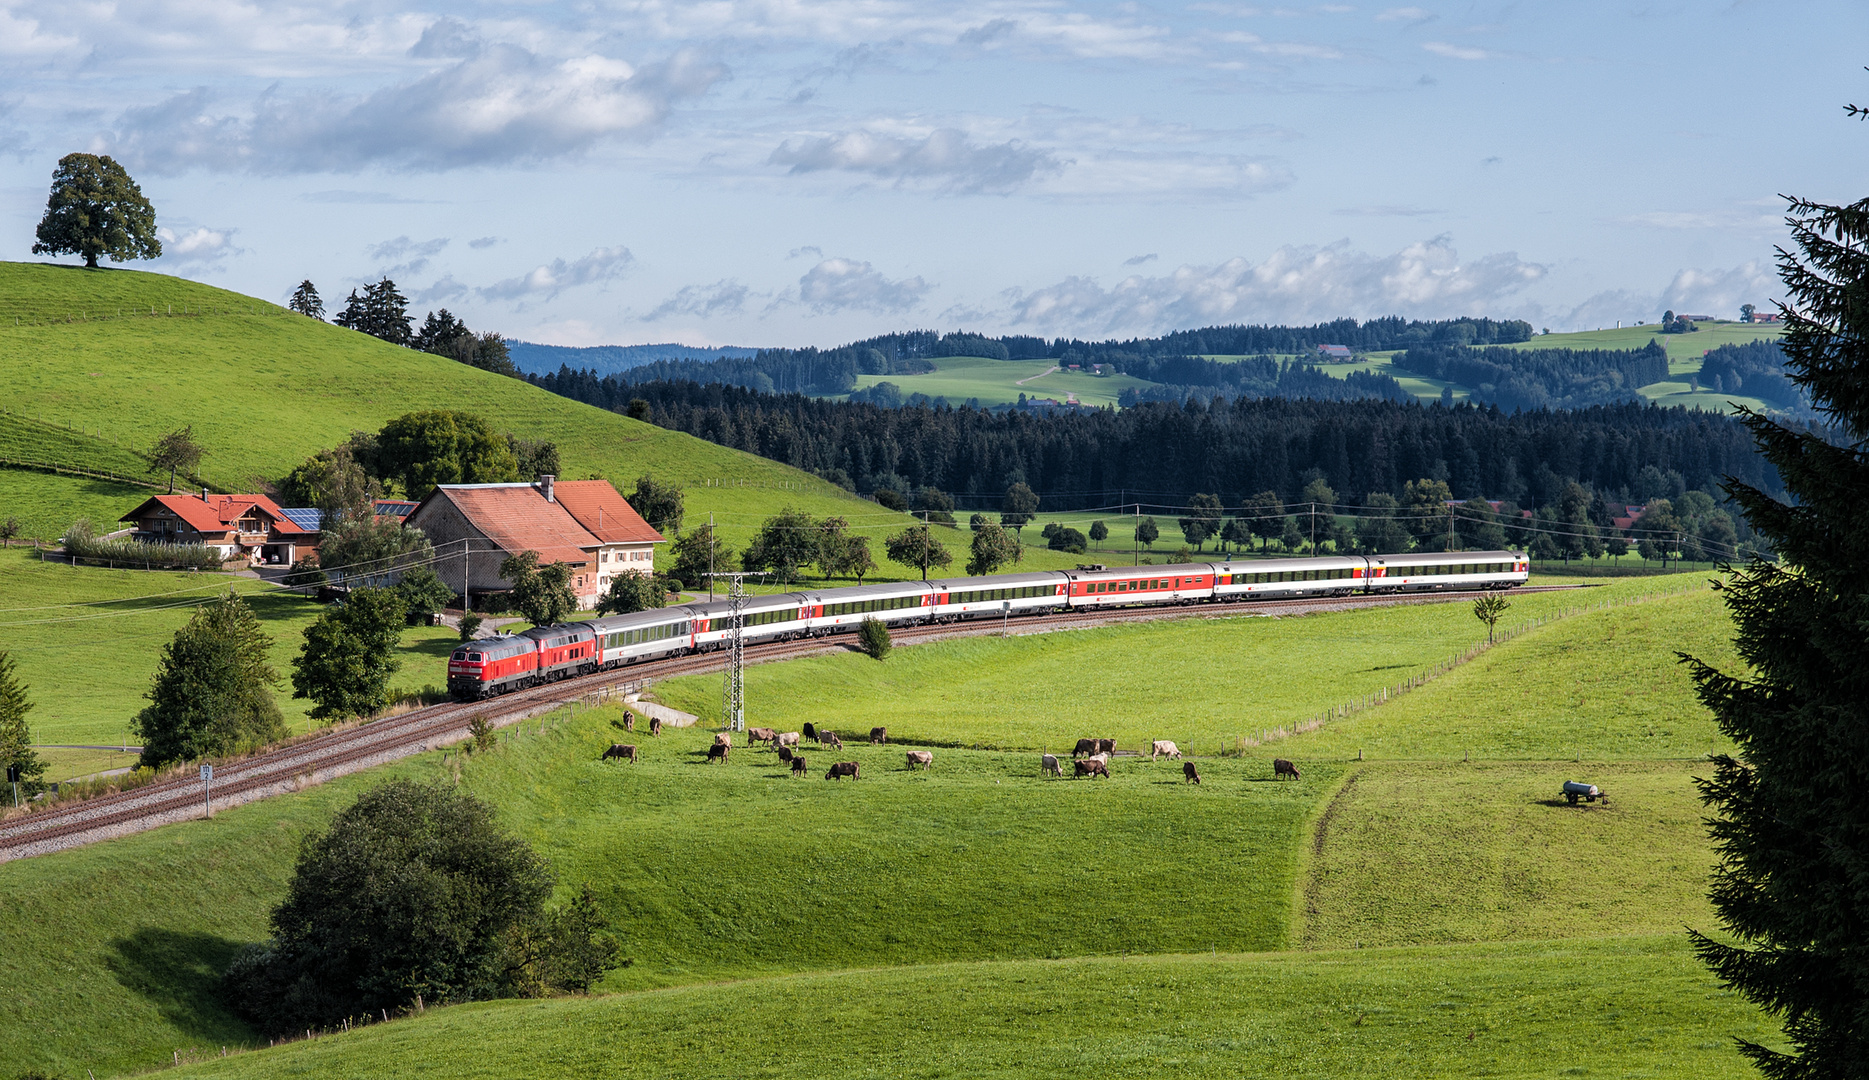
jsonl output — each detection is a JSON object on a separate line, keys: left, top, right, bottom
{"left": 1073, "top": 738, "right": 1099, "bottom": 758}
{"left": 1183, "top": 761, "right": 1201, "bottom": 785}
{"left": 777, "top": 745, "right": 794, "bottom": 763}
{"left": 905, "top": 750, "right": 933, "bottom": 770}
{"left": 707, "top": 743, "right": 730, "bottom": 764}
{"left": 825, "top": 761, "right": 860, "bottom": 781}
{"left": 1087, "top": 752, "right": 1111, "bottom": 767}
{"left": 777, "top": 731, "right": 801, "bottom": 748}
{"left": 791, "top": 756, "right": 808, "bottom": 776}
{"left": 602, "top": 743, "right": 637, "bottom": 763}
{"left": 1041, "top": 753, "right": 1062, "bottom": 778}
{"left": 870, "top": 727, "right": 888, "bottom": 745}
{"left": 621, "top": 713, "right": 635, "bottom": 732}
{"left": 1273, "top": 758, "right": 1301, "bottom": 781}
{"left": 748, "top": 727, "right": 777, "bottom": 746}
{"left": 1096, "top": 738, "right": 1116, "bottom": 756}
{"left": 714, "top": 732, "right": 733, "bottom": 747}
{"left": 1074, "top": 758, "right": 1110, "bottom": 780}
{"left": 804, "top": 722, "right": 818, "bottom": 742}
{"left": 822, "top": 732, "right": 844, "bottom": 751}
{"left": 649, "top": 716, "right": 663, "bottom": 737}
{"left": 1151, "top": 740, "right": 1182, "bottom": 760}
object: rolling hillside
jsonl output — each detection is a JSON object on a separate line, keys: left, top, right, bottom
{"left": 0, "top": 262, "right": 912, "bottom": 553}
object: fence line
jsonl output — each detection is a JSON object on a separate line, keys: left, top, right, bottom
{"left": 1230, "top": 577, "right": 1710, "bottom": 753}
{"left": 0, "top": 455, "right": 161, "bottom": 489}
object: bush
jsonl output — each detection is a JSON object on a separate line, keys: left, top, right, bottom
{"left": 392, "top": 566, "right": 455, "bottom": 623}
{"left": 282, "top": 555, "right": 328, "bottom": 589}
{"left": 135, "top": 592, "right": 286, "bottom": 769}
{"left": 1047, "top": 527, "right": 1088, "bottom": 554}
{"left": 856, "top": 616, "right": 891, "bottom": 660}
{"left": 459, "top": 612, "right": 483, "bottom": 641}
{"left": 65, "top": 531, "right": 225, "bottom": 571}
{"left": 224, "top": 780, "right": 618, "bottom": 1035}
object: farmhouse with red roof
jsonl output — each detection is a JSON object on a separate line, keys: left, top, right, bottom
{"left": 406, "top": 475, "right": 664, "bottom": 607}
{"left": 119, "top": 490, "right": 317, "bottom": 566}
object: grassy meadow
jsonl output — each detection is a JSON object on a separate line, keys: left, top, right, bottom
{"left": 850, "top": 353, "right": 1153, "bottom": 408}
{"left": 0, "top": 571, "right": 1763, "bottom": 1077}
{"left": 0, "top": 262, "right": 915, "bottom": 558}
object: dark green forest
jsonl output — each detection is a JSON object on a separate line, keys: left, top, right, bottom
{"left": 1395, "top": 341, "right": 1672, "bottom": 411}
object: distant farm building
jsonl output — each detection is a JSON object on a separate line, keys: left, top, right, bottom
{"left": 1317, "top": 344, "right": 1353, "bottom": 360}
{"left": 406, "top": 475, "right": 664, "bottom": 608}
{"left": 119, "top": 491, "right": 316, "bottom": 565}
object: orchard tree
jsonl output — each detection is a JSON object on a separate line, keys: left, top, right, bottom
{"left": 884, "top": 525, "right": 952, "bottom": 581}
{"left": 1178, "top": 493, "right": 1223, "bottom": 550}
{"left": 966, "top": 523, "right": 1022, "bottom": 576}
{"left": 1088, "top": 520, "right": 1109, "bottom": 547}
{"left": 289, "top": 280, "right": 324, "bottom": 320}
{"left": 32, "top": 153, "right": 161, "bottom": 268}
{"left": 291, "top": 587, "right": 407, "bottom": 720}
{"left": 1684, "top": 192, "right": 1869, "bottom": 1075}
{"left": 1134, "top": 516, "right": 1159, "bottom": 550}
{"left": 500, "top": 551, "right": 576, "bottom": 627}
{"left": 626, "top": 475, "right": 685, "bottom": 536}
{"left": 596, "top": 571, "right": 667, "bottom": 616}
{"left": 1001, "top": 483, "right": 1038, "bottom": 534}
{"left": 741, "top": 508, "right": 821, "bottom": 584}
{"left": 147, "top": 426, "right": 205, "bottom": 494}
{"left": 1241, "top": 491, "right": 1284, "bottom": 550}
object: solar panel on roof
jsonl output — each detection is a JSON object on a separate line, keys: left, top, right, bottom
{"left": 279, "top": 507, "right": 323, "bottom": 530}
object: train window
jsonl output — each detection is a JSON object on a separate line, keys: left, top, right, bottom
{"left": 467, "top": 653, "right": 482, "bottom": 662}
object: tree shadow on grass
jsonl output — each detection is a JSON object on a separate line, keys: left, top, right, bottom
{"left": 106, "top": 927, "right": 259, "bottom": 1046}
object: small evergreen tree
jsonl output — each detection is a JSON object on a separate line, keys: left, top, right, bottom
{"left": 288, "top": 280, "right": 324, "bottom": 320}
{"left": 0, "top": 651, "right": 46, "bottom": 795}
{"left": 291, "top": 587, "right": 407, "bottom": 720}
{"left": 32, "top": 153, "right": 161, "bottom": 268}
{"left": 856, "top": 616, "right": 891, "bottom": 660}
{"left": 136, "top": 593, "right": 286, "bottom": 768}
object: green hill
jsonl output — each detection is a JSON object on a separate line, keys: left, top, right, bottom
{"left": 0, "top": 262, "right": 912, "bottom": 554}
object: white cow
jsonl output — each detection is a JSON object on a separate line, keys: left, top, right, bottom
{"left": 1151, "top": 740, "right": 1182, "bottom": 760}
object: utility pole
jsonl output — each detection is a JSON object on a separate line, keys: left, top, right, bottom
{"left": 708, "top": 513, "right": 716, "bottom": 601}
{"left": 1310, "top": 501, "right": 1317, "bottom": 554}
{"left": 1133, "top": 502, "right": 1139, "bottom": 567}
{"left": 712, "top": 571, "right": 758, "bottom": 732}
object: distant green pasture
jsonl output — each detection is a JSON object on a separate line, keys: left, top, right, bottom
{"left": 850, "top": 353, "right": 1151, "bottom": 407}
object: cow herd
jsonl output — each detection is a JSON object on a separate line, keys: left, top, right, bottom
{"left": 599, "top": 712, "right": 1303, "bottom": 785}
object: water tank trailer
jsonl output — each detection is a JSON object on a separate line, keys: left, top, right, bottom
{"left": 1562, "top": 780, "right": 1605, "bottom": 805}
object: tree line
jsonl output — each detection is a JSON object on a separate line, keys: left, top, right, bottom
{"left": 525, "top": 372, "right": 1780, "bottom": 513}
{"left": 1694, "top": 340, "right": 1805, "bottom": 411}
{"left": 1112, "top": 356, "right": 1413, "bottom": 407}
{"left": 288, "top": 278, "right": 519, "bottom": 378}
{"left": 1394, "top": 341, "right": 1672, "bottom": 411}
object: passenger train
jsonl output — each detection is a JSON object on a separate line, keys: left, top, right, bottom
{"left": 446, "top": 549, "right": 1529, "bottom": 700}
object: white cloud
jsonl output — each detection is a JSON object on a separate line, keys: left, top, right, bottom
{"left": 646, "top": 280, "right": 753, "bottom": 321}
{"left": 480, "top": 246, "right": 634, "bottom": 301}
{"left": 1657, "top": 262, "right": 1779, "bottom": 320}
{"left": 1422, "top": 41, "right": 1493, "bottom": 60}
{"left": 1376, "top": 7, "right": 1434, "bottom": 22}
{"left": 102, "top": 45, "right": 725, "bottom": 173}
{"left": 1035, "top": 151, "right": 1291, "bottom": 198}
{"left": 367, "top": 235, "right": 450, "bottom": 277}
{"left": 770, "top": 128, "right": 1061, "bottom": 192}
{"left": 1003, "top": 236, "right": 1546, "bottom": 334}
{"left": 154, "top": 225, "right": 237, "bottom": 264}
{"left": 797, "top": 258, "right": 930, "bottom": 314}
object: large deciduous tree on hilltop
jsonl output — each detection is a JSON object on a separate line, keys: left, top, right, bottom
{"left": 1684, "top": 192, "right": 1869, "bottom": 1077}
{"left": 31, "top": 153, "right": 161, "bottom": 269}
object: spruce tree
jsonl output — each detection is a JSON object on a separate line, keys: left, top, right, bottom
{"left": 1685, "top": 193, "right": 1869, "bottom": 1076}
{"left": 0, "top": 651, "right": 46, "bottom": 793}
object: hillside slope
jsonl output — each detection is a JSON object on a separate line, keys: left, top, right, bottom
{"left": 0, "top": 262, "right": 908, "bottom": 552}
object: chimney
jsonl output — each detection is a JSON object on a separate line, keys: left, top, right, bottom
{"left": 539, "top": 474, "right": 555, "bottom": 502}
{"left": 202, "top": 486, "right": 209, "bottom": 501}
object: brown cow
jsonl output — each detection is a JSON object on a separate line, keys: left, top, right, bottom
{"left": 822, "top": 732, "right": 844, "bottom": 751}
{"left": 1072, "top": 738, "right": 1099, "bottom": 758}
{"left": 825, "top": 761, "right": 860, "bottom": 780}
{"left": 1074, "top": 758, "right": 1109, "bottom": 779}
{"left": 905, "top": 750, "right": 933, "bottom": 770}
{"left": 1183, "top": 761, "right": 1201, "bottom": 784}
{"left": 714, "top": 731, "right": 733, "bottom": 747}
{"left": 870, "top": 726, "right": 888, "bottom": 745}
{"left": 748, "top": 727, "right": 778, "bottom": 746}
{"left": 790, "top": 755, "right": 808, "bottom": 776}
{"left": 621, "top": 712, "right": 635, "bottom": 732}
{"left": 777, "top": 745, "right": 794, "bottom": 763}
{"left": 1095, "top": 738, "right": 1116, "bottom": 755}
{"left": 602, "top": 743, "right": 637, "bottom": 763}
{"left": 1273, "top": 758, "right": 1301, "bottom": 781}
{"left": 1151, "top": 740, "right": 1181, "bottom": 760}
{"left": 649, "top": 716, "right": 663, "bottom": 737}
{"left": 707, "top": 743, "right": 730, "bottom": 764}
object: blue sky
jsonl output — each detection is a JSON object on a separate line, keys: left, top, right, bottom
{"left": 1, "top": 0, "right": 1862, "bottom": 347}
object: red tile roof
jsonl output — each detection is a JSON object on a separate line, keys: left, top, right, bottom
{"left": 552, "top": 480, "right": 665, "bottom": 545}
{"left": 121, "top": 493, "right": 311, "bottom": 535}
{"left": 423, "top": 485, "right": 598, "bottom": 567}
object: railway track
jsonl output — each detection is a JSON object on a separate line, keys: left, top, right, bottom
{"left": 0, "top": 583, "right": 1587, "bottom": 862}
